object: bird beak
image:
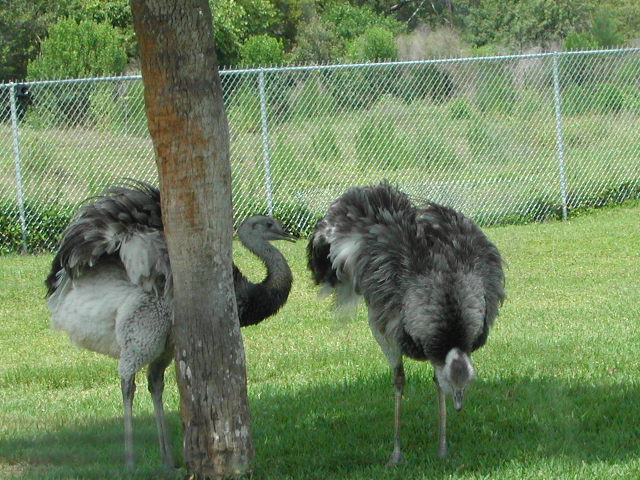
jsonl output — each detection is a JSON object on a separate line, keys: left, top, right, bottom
{"left": 453, "top": 391, "right": 465, "bottom": 411}
{"left": 275, "top": 229, "right": 297, "bottom": 242}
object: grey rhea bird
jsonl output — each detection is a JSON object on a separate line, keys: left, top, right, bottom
{"left": 45, "top": 181, "right": 294, "bottom": 469}
{"left": 307, "top": 181, "right": 504, "bottom": 464}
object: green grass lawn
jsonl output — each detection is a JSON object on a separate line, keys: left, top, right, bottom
{"left": 1, "top": 201, "right": 639, "bottom": 479}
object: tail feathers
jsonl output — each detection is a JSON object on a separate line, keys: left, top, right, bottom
{"left": 306, "top": 220, "right": 337, "bottom": 287}
{"left": 46, "top": 182, "right": 170, "bottom": 297}
{"left": 307, "top": 220, "right": 362, "bottom": 315}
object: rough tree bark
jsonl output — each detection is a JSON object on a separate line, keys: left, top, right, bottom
{"left": 129, "top": 0, "right": 254, "bottom": 477}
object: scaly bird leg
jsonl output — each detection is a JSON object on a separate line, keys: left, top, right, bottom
{"left": 147, "top": 352, "right": 175, "bottom": 470}
{"left": 437, "top": 383, "right": 447, "bottom": 458}
{"left": 388, "top": 363, "right": 405, "bottom": 466}
{"left": 121, "top": 375, "right": 136, "bottom": 469}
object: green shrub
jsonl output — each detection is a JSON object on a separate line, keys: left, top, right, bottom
{"left": 232, "top": 197, "right": 315, "bottom": 236}
{"left": 449, "top": 98, "right": 474, "bottom": 120}
{"left": 559, "top": 53, "right": 596, "bottom": 87}
{"left": 23, "top": 85, "right": 93, "bottom": 128}
{"left": 240, "top": 35, "right": 285, "bottom": 66}
{"left": 345, "top": 27, "right": 398, "bottom": 62}
{"left": 393, "top": 64, "right": 454, "bottom": 104}
{"left": 227, "top": 80, "right": 262, "bottom": 133}
{"left": 322, "top": 2, "right": 404, "bottom": 42}
{"left": 516, "top": 88, "right": 552, "bottom": 116}
{"left": 328, "top": 68, "right": 380, "bottom": 110}
{"left": 593, "top": 83, "right": 625, "bottom": 114}
{"left": 353, "top": 113, "right": 455, "bottom": 170}
{"left": 562, "top": 83, "right": 626, "bottom": 115}
{"left": 591, "top": 10, "right": 623, "bottom": 48}
{"left": 561, "top": 85, "right": 590, "bottom": 115}
{"left": 563, "top": 32, "right": 597, "bottom": 51}
{"left": 567, "top": 181, "right": 640, "bottom": 213}
{"left": 328, "top": 64, "right": 405, "bottom": 111}
{"left": 288, "top": 16, "right": 342, "bottom": 64}
{"left": 0, "top": 199, "right": 74, "bottom": 253}
{"left": 404, "top": 131, "right": 457, "bottom": 169}
{"left": 622, "top": 85, "right": 640, "bottom": 115}
{"left": 27, "top": 18, "right": 127, "bottom": 80}
{"left": 475, "top": 78, "right": 517, "bottom": 114}
{"left": 273, "top": 201, "right": 316, "bottom": 236}
{"left": 287, "top": 75, "right": 337, "bottom": 121}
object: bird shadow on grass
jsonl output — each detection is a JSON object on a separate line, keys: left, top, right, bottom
{"left": 2, "top": 374, "right": 639, "bottom": 479}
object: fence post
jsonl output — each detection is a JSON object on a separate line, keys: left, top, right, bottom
{"left": 258, "top": 69, "right": 274, "bottom": 215}
{"left": 552, "top": 53, "right": 569, "bottom": 221}
{"left": 9, "top": 83, "right": 28, "bottom": 253}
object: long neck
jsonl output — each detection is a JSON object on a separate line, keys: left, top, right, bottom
{"left": 237, "top": 228, "right": 293, "bottom": 327}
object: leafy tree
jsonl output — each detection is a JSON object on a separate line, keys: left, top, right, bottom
{"left": 238, "top": 0, "right": 281, "bottom": 37}
{"left": 591, "top": 10, "right": 622, "bottom": 48}
{"left": 603, "top": 0, "right": 640, "bottom": 42}
{"left": 513, "top": 0, "right": 592, "bottom": 47}
{"left": 209, "top": 0, "right": 284, "bottom": 66}
{"left": 210, "top": 0, "right": 249, "bottom": 66}
{"left": 76, "top": 0, "right": 136, "bottom": 56}
{"left": 346, "top": 26, "right": 398, "bottom": 61}
{"left": 267, "top": 0, "right": 307, "bottom": 50}
{"left": 27, "top": 18, "right": 127, "bottom": 79}
{"left": 564, "top": 32, "right": 597, "bottom": 51}
{"left": 79, "top": 0, "right": 132, "bottom": 28}
{"left": 289, "top": 14, "right": 342, "bottom": 64}
{"left": 240, "top": 34, "right": 285, "bottom": 65}
{"left": 322, "top": 2, "right": 404, "bottom": 41}
{"left": 0, "top": 0, "right": 73, "bottom": 81}
{"left": 290, "top": 2, "right": 404, "bottom": 64}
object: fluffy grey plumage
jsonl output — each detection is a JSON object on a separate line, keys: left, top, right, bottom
{"left": 46, "top": 181, "right": 294, "bottom": 469}
{"left": 307, "top": 181, "right": 504, "bottom": 463}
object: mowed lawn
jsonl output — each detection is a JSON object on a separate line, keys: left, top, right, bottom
{"left": 1, "top": 201, "right": 639, "bottom": 479}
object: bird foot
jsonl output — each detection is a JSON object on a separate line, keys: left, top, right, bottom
{"left": 386, "top": 448, "right": 404, "bottom": 467}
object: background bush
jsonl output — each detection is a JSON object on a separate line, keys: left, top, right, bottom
{"left": 27, "top": 18, "right": 127, "bottom": 80}
{"left": 345, "top": 26, "right": 398, "bottom": 62}
{"left": 240, "top": 34, "right": 285, "bottom": 66}
{"left": 0, "top": 199, "right": 73, "bottom": 253}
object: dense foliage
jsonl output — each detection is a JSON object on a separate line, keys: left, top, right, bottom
{"left": 1, "top": 0, "right": 639, "bottom": 82}
{"left": 27, "top": 18, "right": 127, "bottom": 80}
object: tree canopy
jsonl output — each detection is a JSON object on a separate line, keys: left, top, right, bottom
{"left": 2, "top": 0, "right": 639, "bottom": 82}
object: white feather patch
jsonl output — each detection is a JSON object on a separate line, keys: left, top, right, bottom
{"left": 329, "top": 234, "right": 362, "bottom": 281}
{"left": 119, "top": 229, "right": 168, "bottom": 294}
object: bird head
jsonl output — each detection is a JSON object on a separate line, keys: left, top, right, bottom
{"left": 240, "top": 215, "right": 296, "bottom": 242}
{"left": 434, "top": 348, "right": 475, "bottom": 412}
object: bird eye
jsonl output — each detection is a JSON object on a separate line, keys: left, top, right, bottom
{"left": 266, "top": 221, "right": 273, "bottom": 228}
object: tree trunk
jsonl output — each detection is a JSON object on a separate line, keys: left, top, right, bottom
{"left": 129, "top": 0, "right": 254, "bottom": 477}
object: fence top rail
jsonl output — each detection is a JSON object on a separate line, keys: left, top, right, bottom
{"left": 2, "top": 47, "right": 639, "bottom": 88}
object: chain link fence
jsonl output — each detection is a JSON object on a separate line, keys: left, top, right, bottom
{"left": 1, "top": 48, "right": 640, "bottom": 253}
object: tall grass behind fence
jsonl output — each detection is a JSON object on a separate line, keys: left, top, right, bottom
{"left": 1, "top": 48, "right": 639, "bottom": 253}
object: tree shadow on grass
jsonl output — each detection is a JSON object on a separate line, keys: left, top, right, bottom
{"left": 1, "top": 374, "right": 639, "bottom": 479}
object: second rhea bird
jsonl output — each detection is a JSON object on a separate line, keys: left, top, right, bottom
{"left": 45, "top": 182, "right": 294, "bottom": 469}
{"left": 307, "top": 182, "right": 504, "bottom": 463}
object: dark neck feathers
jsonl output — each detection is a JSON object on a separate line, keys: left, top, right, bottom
{"left": 237, "top": 228, "right": 292, "bottom": 327}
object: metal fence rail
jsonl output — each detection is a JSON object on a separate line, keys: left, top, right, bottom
{"left": 1, "top": 48, "right": 639, "bottom": 252}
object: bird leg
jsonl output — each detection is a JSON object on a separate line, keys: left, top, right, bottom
{"left": 147, "top": 351, "right": 175, "bottom": 470}
{"left": 437, "top": 380, "right": 447, "bottom": 458}
{"left": 388, "top": 363, "right": 405, "bottom": 466}
{"left": 121, "top": 375, "right": 136, "bottom": 469}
